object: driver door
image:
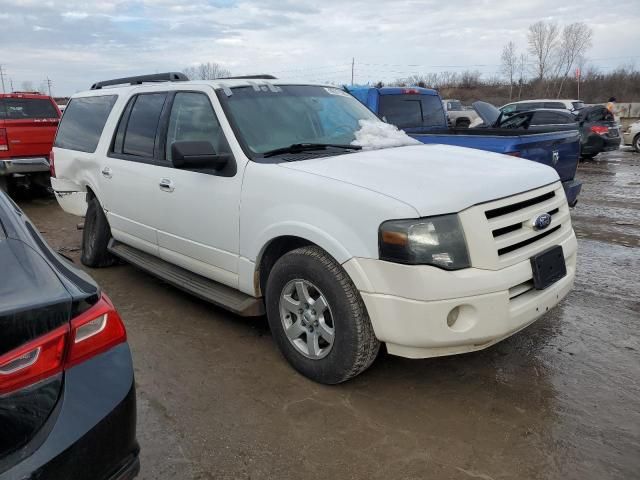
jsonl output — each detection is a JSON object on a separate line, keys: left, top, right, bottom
{"left": 154, "top": 89, "right": 244, "bottom": 289}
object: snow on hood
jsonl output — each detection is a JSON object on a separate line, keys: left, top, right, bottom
{"left": 351, "top": 119, "right": 422, "bottom": 150}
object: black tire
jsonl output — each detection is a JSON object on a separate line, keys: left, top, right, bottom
{"left": 634, "top": 134, "right": 640, "bottom": 153}
{"left": 81, "top": 195, "right": 117, "bottom": 267}
{"left": 456, "top": 118, "right": 471, "bottom": 128}
{"left": 265, "top": 246, "right": 380, "bottom": 384}
{"left": 0, "top": 177, "right": 8, "bottom": 194}
{"left": 580, "top": 153, "right": 597, "bottom": 160}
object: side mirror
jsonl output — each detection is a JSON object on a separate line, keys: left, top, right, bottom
{"left": 171, "top": 141, "right": 230, "bottom": 170}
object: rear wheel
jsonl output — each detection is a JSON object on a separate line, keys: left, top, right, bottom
{"left": 265, "top": 246, "right": 379, "bottom": 384}
{"left": 81, "top": 195, "right": 117, "bottom": 267}
{"left": 634, "top": 134, "right": 640, "bottom": 153}
{"left": 580, "top": 153, "right": 597, "bottom": 160}
{"left": 456, "top": 118, "right": 471, "bottom": 128}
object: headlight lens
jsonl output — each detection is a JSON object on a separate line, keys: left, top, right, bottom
{"left": 379, "top": 214, "right": 470, "bottom": 270}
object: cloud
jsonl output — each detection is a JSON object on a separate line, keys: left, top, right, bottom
{"left": 0, "top": 0, "right": 637, "bottom": 95}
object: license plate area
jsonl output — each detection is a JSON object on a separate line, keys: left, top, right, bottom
{"left": 530, "top": 245, "right": 566, "bottom": 290}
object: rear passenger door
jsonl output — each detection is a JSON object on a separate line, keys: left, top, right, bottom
{"left": 101, "top": 92, "right": 169, "bottom": 255}
{"left": 153, "top": 90, "right": 242, "bottom": 288}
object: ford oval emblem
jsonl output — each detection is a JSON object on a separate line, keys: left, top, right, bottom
{"left": 532, "top": 213, "right": 552, "bottom": 230}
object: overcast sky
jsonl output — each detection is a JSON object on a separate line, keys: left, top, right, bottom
{"left": 0, "top": 0, "right": 638, "bottom": 96}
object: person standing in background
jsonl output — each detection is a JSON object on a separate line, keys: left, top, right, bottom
{"left": 606, "top": 96, "right": 616, "bottom": 113}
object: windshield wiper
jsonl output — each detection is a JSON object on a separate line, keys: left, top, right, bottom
{"left": 262, "top": 143, "right": 362, "bottom": 158}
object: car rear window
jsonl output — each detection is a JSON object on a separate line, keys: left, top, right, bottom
{"left": 0, "top": 98, "right": 59, "bottom": 120}
{"left": 543, "top": 102, "right": 566, "bottom": 109}
{"left": 572, "top": 101, "right": 585, "bottom": 110}
{"left": 54, "top": 95, "right": 117, "bottom": 153}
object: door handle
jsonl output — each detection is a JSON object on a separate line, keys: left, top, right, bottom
{"left": 159, "top": 178, "right": 175, "bottom": 192}
{"left": 101, "top": 167, "right": 113, "bottom": 179}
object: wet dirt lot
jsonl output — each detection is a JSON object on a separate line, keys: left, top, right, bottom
{"left": 17, "top": 148, "right": 640, "bottom": 480}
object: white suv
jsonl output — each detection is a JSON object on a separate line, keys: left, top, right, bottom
{"left": 51, "top": 73, "right": 577, "bottom": 383}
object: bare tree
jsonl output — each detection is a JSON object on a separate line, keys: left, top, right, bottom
{"left": 501, "top": 41, "right": 518, "bottom": 100}
{"left": 528, "top": 21, "right": 559, "bottom": 81}
{"left": 517, "top": 53, "right": 528, "bottom": 99}
{"left": 555, "top": 22, "right": 593, "bottom": 97}
{"left": 183, "top": 62, "right": 231, "bottom": 80}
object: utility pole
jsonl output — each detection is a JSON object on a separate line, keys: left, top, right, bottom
{"left": 0, "top": 65, "right": 6, "bottom": 93}
{"left": 46, "top": 77, "right": 52, "bottom": 97}
{"left": 351, "top": 58, "right": 354, "bottom": 85}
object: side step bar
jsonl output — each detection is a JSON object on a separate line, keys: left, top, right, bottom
{"left": 108, "top": 240, "right": 265, "bottom": 317}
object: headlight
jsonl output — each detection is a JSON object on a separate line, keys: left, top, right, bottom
{"left": 379, "top": 214, "right": 470, "bottom": 270}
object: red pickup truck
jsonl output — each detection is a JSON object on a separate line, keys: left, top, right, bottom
{"left": 0, "top": 93, "right": 61, "bottom": 192}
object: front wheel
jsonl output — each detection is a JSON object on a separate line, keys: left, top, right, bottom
{"left": 265, "top": 246, "right": 380, "bottom": 384}
{"left": 81, "top": 195, "right": 117, "bottom": 267}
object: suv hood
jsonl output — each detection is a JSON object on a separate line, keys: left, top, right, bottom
{"left": 279, "top": 144, "right": 559, "bottom": 216}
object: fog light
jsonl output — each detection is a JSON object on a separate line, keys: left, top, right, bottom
{"left": 446, "top": 307, "right": 460, "bottom": 328}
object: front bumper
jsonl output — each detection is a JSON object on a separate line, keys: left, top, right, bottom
{"left": 343, "top": 231, "right": 577, "bottom": 359}
{"left": 0, "top": 157, "right": 50, "bottom": 176}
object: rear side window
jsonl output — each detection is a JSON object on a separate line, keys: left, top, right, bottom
{"left": 0, "top": 98, "right": 59, "bottom": 120}
{"left": 122, "top": 93, "right": 167, "bottom": 158}
{"left": 532, "top": 111, "right": 575, "bottom": 125}
{"left": 543, "top": 102, "right": 566, "bottom": 109}
{"left": 54, "top": 95, "right": 117, "bottom": 153}
{"left": 379, "top": 94, "right": 445, "bottom": 129}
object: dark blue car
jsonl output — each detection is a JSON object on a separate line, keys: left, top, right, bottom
{"left": 0, "top": 192, "right": 139, "bottom": 480}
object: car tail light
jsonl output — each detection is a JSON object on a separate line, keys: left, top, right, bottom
{"left": 0, "top": 128, "right": 8, "bottom": 151}
{"left": 49, "top": 150, "right": 56, "bottom": 177}
{"left": 0, "top": 326, "right": 68, "bottom": 395}
{"left": 0, "top": 293, "right": 126, "bottom": 395}
{"left": 591, "top": 125, "right": 609, "bottom": 135}
{"left": 66, "top": 294, "right": 126, "bottom": 368}
{"left": 402, "top": 88, "right": 420, "bottom": 94}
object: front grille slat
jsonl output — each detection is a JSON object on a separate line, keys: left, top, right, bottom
{"left": 497, "top": 225, "right": 561, "bottom": 256}
{"left": 485, "top": 191, "right": 555, "bottom": 219}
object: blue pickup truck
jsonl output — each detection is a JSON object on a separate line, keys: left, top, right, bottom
{"left": 345, "top": 86, "right": 582, "bottom": 206}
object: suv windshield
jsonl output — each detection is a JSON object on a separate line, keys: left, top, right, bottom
{"left": 378, "top": 94, "right": 445, "bottom": 129}
{"left": 222, "top": 85, "right": 378, "bottom": 155}
{"left": 446, "top": 100, "right": 463, "bottom": 111}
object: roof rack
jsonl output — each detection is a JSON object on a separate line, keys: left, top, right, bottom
{"left": 216, "top": 75, "right": 277, "bottom": 80}
{"left": 90, "top": 72, "right": 189, "bottom": 90}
